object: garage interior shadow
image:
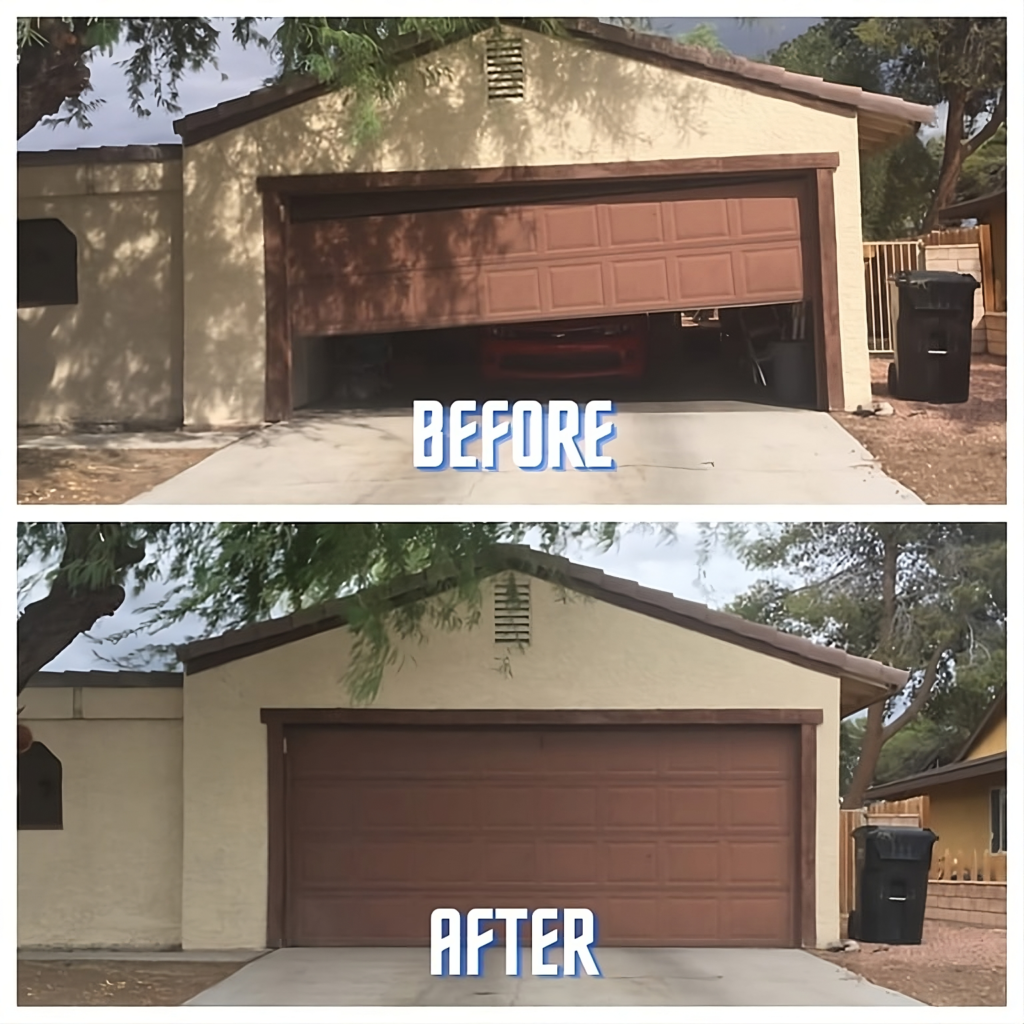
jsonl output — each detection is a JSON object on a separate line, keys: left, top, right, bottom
{"left": 292, "top": 309, "right": 819, "bottom": 416}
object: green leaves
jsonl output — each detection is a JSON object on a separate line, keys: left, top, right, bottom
{"left": 18, "top": 522, "right": 664, "bottom": 702}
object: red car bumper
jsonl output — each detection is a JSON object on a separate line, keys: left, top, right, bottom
{"left": 480, "top": 317, "right": 648, "bottom": 381}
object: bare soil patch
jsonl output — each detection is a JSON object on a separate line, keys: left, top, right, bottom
{"left": 18, "top": 959, "right": 244, "bottom": 1007}
{"left": 18, "top": 448, "right": 218, "bottom": 505}
{"left": 833, "top": 355, "right": 1006, "bottom": 504}
{"left": 813, "top": 920, "right": 1006, "bottom": 1006}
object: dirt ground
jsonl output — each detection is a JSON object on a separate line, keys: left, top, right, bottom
{"left": 18, "top": 959, "right": 245, "bottom": 1006}
{"left": 17, "top": 448, "right": 219, "bottom": 505}
{"left": 833, "top": 355, "right": 1006, "bottom": 504}
{"left": 813, "top": 920, "right": 1006, "bottom": 1007}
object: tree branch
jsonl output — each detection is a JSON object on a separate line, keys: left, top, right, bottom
{"left": 962, "top": 89, "right": 1006, "bottom": 160}
{"left": 881, "top": 644, "right": 946, "bottom": 742}
{"left": 17, "top": 19, "right": 92, "bottom": 138}
{"left": 16, "top": 523, "right": 147, "bottom": 693}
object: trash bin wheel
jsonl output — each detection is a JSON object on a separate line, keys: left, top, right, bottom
{"left": 887, "top": 361, "right": 899, "bottom": 399}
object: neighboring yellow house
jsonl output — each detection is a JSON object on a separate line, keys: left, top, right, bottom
{"left": 865, "top": 689, "right": 1007, "bottom": 862}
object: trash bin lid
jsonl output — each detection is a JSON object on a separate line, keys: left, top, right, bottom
{"left": 888, "top": 270, "right": 979, "bottom": 291}
{"left": 853, "top": 825, "right": 938, "bottom": 860}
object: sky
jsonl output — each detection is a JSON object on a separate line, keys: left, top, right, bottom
{"left": 17, "top": 18, "right": 822, "bottom": 151}
{"left": 20, "top": 524, "right": 767, "bottom": 673}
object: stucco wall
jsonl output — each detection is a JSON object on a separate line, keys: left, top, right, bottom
{"left": 927, "top": 775, "right": 1005, "bottom": 858}
{"left": 965, "top": 713, "right": 1006, "bottom": 761}
{"left": 17, "top": 160, "right": 185, "bottom": 428}
{"left": 17, "top": 687, "right": 183, "bottom": 949}
{"left": 182, "top": 28, "right": 872, "bottom": 426}
{"left": 182, "top": 576, "right": 842, "bottom": 950}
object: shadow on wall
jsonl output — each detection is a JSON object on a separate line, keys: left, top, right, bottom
{"left": 18, "top": 189, "right": 185, "bottom": 429}
{"left": 184, "top": 27, "right": 719, "bottom": 426}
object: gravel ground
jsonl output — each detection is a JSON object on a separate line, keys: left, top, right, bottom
{"left": 813, "top": 920, "right": 1006, "bottom": 1006}
{"left": 833, "top": 355, "right": 1006, "bottom": 504}
{"left": 18, "top": 448, "right": 219, "bottom": 504}
{"left": 18, "top": 960, "right": 245, "bottom": 1006}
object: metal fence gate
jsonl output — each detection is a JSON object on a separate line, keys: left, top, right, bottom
{"left": 863, "top": 240, "right": 925, "bottom": 353}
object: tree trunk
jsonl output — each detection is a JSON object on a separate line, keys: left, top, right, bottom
{"left": 922, "top": 88, "right": 967, "bottom": 232}
{"left": 842, "top": 530, "right": 899, "bottom": 809}
{"left": 17, "top": 19, "right": 92, "bottom": 139}
{"left": 17, "top": 524, "right": 146, "bottom": 694}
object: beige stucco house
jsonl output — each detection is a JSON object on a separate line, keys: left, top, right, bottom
{"left": 17, "top": 20, "right": 933, "bottom": 429}
{"left": 18, "top": 547, "right": 908, "bottom": 952}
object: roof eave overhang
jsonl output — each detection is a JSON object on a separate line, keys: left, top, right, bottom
{"left": 865, "top": 753, "right": 1007, "bottom": 802}
{"left": 172, "top": 19, "right": 937, "bottom": 150}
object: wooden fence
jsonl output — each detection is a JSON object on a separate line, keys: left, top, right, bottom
{"left": 921, "top": 225, "right": 981, "bottom": 247}
{"left": 930, "top": 847, "right": 1007, "bottom": 883}
{"left": 839, "top": 797, "right": 927, "bottom": 917}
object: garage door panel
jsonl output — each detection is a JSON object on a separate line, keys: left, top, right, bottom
{"left": 669, "top": 198, "right": 732, "bottom": 242}
{"left": 545, "top": 841, "right": 600, "bottom": 881}
{"left": 287, "top": 181, "right": 807, "bottom": 336}
{"left": 419, "top": 269, "right": 485, "bottom": 319}
{"left": 667, "top": 841, "right": 721, "bottom": 883}
{"left": 674, "top": 252, "right": 739, "bottom": 306}
{"left": 481, "top": 786, "right": 537, "bottom": 826}
{"left": 547, "top": 263, "right": 606, "bottom": 311}
{"left": 483, "top": 267, "right": 543, "bottom": 317}
{"left": 483, "top": 842, "right": 538, "bottom": 882}
{"left": 656, "top": 898, "right": 722, "bottom": 943}
{"left": 728, "top": 842, "right": 794, "bottom": 884}
{"left": 722, "top": 897, "right": 793, "bottom": 943}
{"left": 544, "top": 206, "right": 602, "bottom": 251}
{"left": 283, "top": 725, "right": 799, "bottom": 947}
{"left": 413, "top": 785, "right": 479, "bottom": 827}
{"left": 606, "top": 842, "right": 659, "bottom": 882}
{"left": 606, "top": 787, "right": 658, "bottom": 826}
{"left": 735, "top": 195, "right": 802, "bottom": 237}
{"left": 606, "top": 202, "right": 665, "bottom": 245}
{"left": 725, "top": 786, "right": 792, "bottom": 829}
{"left": 540, "top": 786, "right": 599, "bottom": 826}
{"left": 725, "top": 736, "right": 797, "bottom": 775}
{"left": 665, "top": 786, "right": 721, "bottom": 827}
{"left": 610, "top": 259, "right": 672, "bottom": 305}
{"left": 738, "top": 246, "right": 804, "bottom": 299}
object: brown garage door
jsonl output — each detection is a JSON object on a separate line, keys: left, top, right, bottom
{"left": 283, "top": 724, "right": 799, "bottom": 947}
{"left": 286, "top": 180, "right": 808, "bottom": 337}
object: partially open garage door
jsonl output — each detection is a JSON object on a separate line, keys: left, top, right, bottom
{"left": 286, "top": 180, "right": 809, "bottom": 337}
{"left": 281, "top": 723, "right": 800, "bottom": 947}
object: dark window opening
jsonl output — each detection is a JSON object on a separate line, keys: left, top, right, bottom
{"left": 18, "top": 218, "right": 78, "bottom": 307}
{"left": 990, "top": 786, "right": 1007, "bottom": 853}
{"left": 18, "top": 741, "right": 63, "bottom": 830}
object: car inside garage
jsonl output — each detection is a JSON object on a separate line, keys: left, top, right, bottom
{"left": 268, "top": 165, "right": 836, "bottom": 419}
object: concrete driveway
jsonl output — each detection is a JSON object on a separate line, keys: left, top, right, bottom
{"left": 129, "top": 403, "right": 921, "bottom": 505}
{"left": 186, "top": 947, "right": 922, "bottom": 1006}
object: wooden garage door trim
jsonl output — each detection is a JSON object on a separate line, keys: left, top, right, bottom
{"left": 256, "top": 153, "right": 840, "bottom": 196}
{"left": 261, "top": 708, "right": 820, "bottom": 949}
{"left": 260, "top": 154, "right": 844, "bottom": 421}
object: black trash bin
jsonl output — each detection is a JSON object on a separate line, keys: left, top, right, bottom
{"left": 849, "top": 825, "right": 938, "bottom": 945}
{"left": 887, "top": 270, "right": 979, "bottom": 403}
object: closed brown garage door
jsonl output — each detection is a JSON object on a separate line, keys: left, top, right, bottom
{"left": 282, "top": 724, "right": 799, "bottom": 947}
{"left": 286, "top": 179, "right": 809, "bottom": 337}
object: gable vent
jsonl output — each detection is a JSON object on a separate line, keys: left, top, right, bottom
{"left": 486, "top": 37, "right": 525, "bottom": 101}
{"left": 493, "top": 577, "right": 531, "bottom": 644}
